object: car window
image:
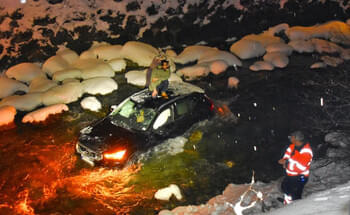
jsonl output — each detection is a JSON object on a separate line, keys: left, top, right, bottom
{"left": 153, "top": 108, "right": 171, "bottom": 130}
{"left": 175, "top": 97, "right": 196, "bottom": 117}
{"left": 111, "top": 100, "right": 157, "bottom": 131}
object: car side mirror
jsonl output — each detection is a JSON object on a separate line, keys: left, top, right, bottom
{"left": 110, "top": 105, "right": 117, "bottom": 113}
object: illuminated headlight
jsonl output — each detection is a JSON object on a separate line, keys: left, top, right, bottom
{"left": 103, "top": 149, "right": 126, "bottom": 161}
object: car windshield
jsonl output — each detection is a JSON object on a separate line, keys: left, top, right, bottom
{"left": 110, "top": 99, "right": 157, "bottom": 131}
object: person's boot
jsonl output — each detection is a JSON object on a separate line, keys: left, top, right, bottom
{"left": 161, "top": 91, "right": 168, "bottom": 99}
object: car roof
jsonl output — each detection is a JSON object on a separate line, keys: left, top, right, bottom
{"left": 129, "top": 82, "right": 205, "bottom": 110}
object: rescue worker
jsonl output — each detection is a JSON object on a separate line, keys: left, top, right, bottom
{"left": 146, "top": 57, "right": 170, "bottom": 99}
{"left": 278, "top": 131, "right": 313, "bottom": 204}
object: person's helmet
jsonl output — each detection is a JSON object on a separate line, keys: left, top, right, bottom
{"left": 288, "top": 131, "right": 304, "bottom": 142}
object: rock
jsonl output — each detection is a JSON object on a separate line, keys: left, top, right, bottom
{"left": 154, "top": 184, "right": 182, "bottom": 201}
{"left": 324, "top": 132, "right": 350, "bottom": 148}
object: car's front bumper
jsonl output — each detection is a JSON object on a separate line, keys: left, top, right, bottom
{"left": 75, "top": 142, "right": 103, "bottom": 166}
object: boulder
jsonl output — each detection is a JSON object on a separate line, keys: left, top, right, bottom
{"left": 0, "top": 93, "right": 43, "bottom": 111}
{"left": 121, "top": 41, "right": 158, "bottom": 67}
{"left": 29, "top": 76, "right": 58, "bottom": 93}
{"left": 42, "top": 55, "right": 70, "bottom": 77}
{"left": 107, "top": 58, "right": 127, "bottom": 72}
{"left": 176, "top": 64, "right": 210, "bottom": 81}
{"left": 52, "top": 68, "right": 82, "bottom": 82}
{"left": 41, "top": 82, "right": 83, "bottom": 106}
{"left": 174, "top": 45, "right": 218, "bottom": 64}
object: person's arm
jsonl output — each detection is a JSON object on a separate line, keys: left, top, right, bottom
{"left": 146, "top": 58, "right": 160, "bottom": 87}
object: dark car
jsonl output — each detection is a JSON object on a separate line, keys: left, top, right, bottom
{"left": 76, "top": 82, "right": 214, "bottom": 167}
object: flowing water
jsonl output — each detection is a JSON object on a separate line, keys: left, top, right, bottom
{"left": 0, "top": 54, "right": 347, "bottom": 214}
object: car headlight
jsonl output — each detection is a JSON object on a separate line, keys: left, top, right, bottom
{"left": 103, "top": 149, "right": 127, "bottom": 160}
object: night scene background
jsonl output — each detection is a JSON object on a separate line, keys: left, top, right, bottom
{"left": 0, "top": 0, "right": 350, "bottom": 214}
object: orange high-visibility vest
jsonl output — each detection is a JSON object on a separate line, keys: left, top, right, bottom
{"left": 282, "top": 143, "right": 313, "bottom": 177}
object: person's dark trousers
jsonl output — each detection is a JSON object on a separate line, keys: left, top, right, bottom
{"left": 156, "top": 80, "right": 169, "bottom": 94}
{"left": 281, "top": 175, "right": 308, "bottom": 200}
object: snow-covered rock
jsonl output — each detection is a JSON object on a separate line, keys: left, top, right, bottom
{"left": 41, "top": 82, "right": 83, "bottom": 106}
{"left": 310, "top": 62, "right": 327, "bottom": 69}
{"left": 230, "top": 39, "right": 266, "bottom": 60}
{"left": 80, "top": 62, "right": 115, "bottom": 80}
{"left": 22, "top": 104, "right": 69, "bottom": 123}
{"left": 154, "top": 184, "right": 182, "bottom": 201}
{"left": 265, "top": 42, "right": 293, "bottom": 56}
{"left": 0, "top": 77, "right": 29, "bottom": 99}
{"left": 176, "top": 64, "right": 210, "bottom": 81}
{"left": 173, "top": 45, "right": 218, "bottom": 64}
{"left": 198, "top": 50, "right": 242, "bottom": 67}
{"left": 0, "top": 106, "right": 16, "bottom": 126}
{"left": 107, "top": 58, "right": 127, "bottom": 72}
{"left": 52, "top": 68, "right": 82, "bottom": 82}
{"left": 263, "top": 52, "right": 289, "bottom": 68}
{"left": 56, "top": 48, "right": 79, "bottom": 65}
{"left": 228, "top": 77, "right": 240, "bottom": 89}
{"left": 5, "top": 62, "right": 45, "bottom": 83}
{"left": 0, "top": 93, "right": 43, "bottom": 111}
{"left": 340, "top": 48, "right": 350, "bottom": 60}
{"left": 288, "top": 40, "right": 315, "bottom": 53}
{"left": 209, "top": 60, "right": 228, "bottom": 75}
{"left": 264, "top": 23, "right": 289, "bottom": 36}
{"left": 249, "top": 61, "right": 274, "bottom": 71}
{"left": 311, "top": 38, "right": 342, "bottom": 54}
{"left": 320, "top": 56, "right": 344, "bottom": 67}
{"left": 93, "top": 44, "right": 123, "bottom": 61}
{"left": 80, "top": 96, "right": 102, "bottom": 112}
{"left": 82, "top": 77, "right": 118, "bottom": 95}
{"left": 28, "top": 76, "right": 58, "bottom": 93}
{"left": 286, "top": 21, "right": 350, "bottom": 45}
{"left": 121, "top": 41, "right": 158, "bottom": 67}
{"left": 42, "top": 55, "right": 70, "bottom": 77}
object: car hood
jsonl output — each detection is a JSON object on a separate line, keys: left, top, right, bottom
{"left": 79, "top": 117, "right": 140, "bottom": 152}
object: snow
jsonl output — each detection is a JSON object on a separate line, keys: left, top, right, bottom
{"left": 42, "top": 55, "right": 70, "bottom": 77}
{"left": 0, "top": 106, "right": 16, "bottom": 126}
{"left": 265, "top": 42, "right": 294, "bottom": 56}
{"left": 256, "top": 181, "right": 350, "bottom": 215}
{"left": 82, "top": 77, "right": 118, "bottom": 95}
{"left": 52, "top": 68, "right": 82, "bottom": 82}
{"left": 22, "top": 104, "right": 69, "bottom": 123}
{"left": 107, "top": 59, "right": 127, "bottom": 73}
{"left": 80, "top": 96, "right": 102, "bottom": 112}
{"left": 176, "top": 64, "right": 211, "bottom": 81}
{"left": 288, "top": 40, "right": 315, "bottom": 53}
{"left": 174, "top": 46, "right": 219, "bottom": 64}
{"left": 227, "top": 77, "right": 240, "bottom": 89}
{"left": 0, "top": 77, "right": 29, "bottom": 99}
{"left": 230, "top": 39, "right": 266, "bottom": 59}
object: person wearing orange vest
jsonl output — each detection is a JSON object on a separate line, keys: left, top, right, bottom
{"left": 278, "top": 131, "right": 313, "bottom": 204}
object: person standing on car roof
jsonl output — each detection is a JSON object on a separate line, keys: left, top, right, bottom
{"left": 146, "top": 57, "right": 171, "bottom": 99}
{"left": 278, "top": 131, "right": 313, "bottom": 205}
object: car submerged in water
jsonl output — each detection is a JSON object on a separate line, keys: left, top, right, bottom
{"left": 76, "top": 82, "right": 215, "bottom": 167}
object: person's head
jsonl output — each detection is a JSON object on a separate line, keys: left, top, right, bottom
{"left": 160, "top": 59, "right": 169, "bottom": 70}
{"left": 288, "top": 131, "right": 304, "bottom": 147}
